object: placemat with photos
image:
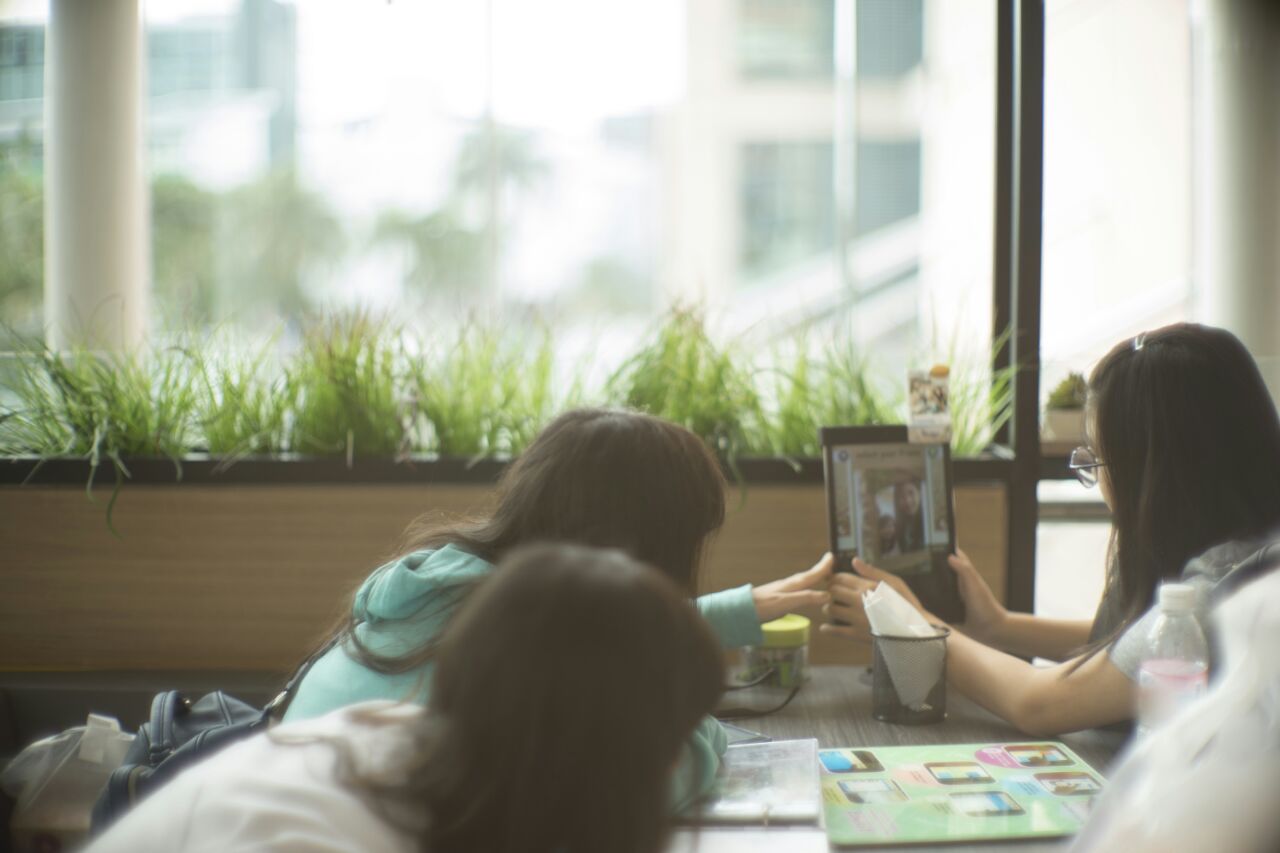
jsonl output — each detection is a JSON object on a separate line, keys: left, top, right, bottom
{"left": 820, "top": 741, "right": 1105, "bottom": 846}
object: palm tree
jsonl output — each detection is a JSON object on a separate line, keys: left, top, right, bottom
{"left": 152, "top": 174, "right": 217, "bottom": 326}
{"left": 372, "top": 124, "right": 551, "bottom": 302}
{"left": 369, "top": 207, "right": 485, "bottom": 299}
{"left": 219, "top": 167, "right": 346, "bottom": 319}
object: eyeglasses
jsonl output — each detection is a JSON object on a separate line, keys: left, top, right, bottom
{"left": 1068, "top": 446, "right": 1105, "bottom": 488}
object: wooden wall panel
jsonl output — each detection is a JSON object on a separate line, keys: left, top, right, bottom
{"left": 0, "top": 485, "right": 491, "bottom": 672}
{"left": 0, "top": 483, "right": 1006, "bottom": 672}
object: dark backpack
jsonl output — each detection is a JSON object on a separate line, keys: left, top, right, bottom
{"left": 90, "top": 690, "right": 272, "bottom": 832}
{"left": 89, "top": 639, "right": 334, "bottom": 834}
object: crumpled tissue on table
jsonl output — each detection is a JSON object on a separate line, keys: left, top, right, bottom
{"left": 863, "top": 582, "right": 947, "bottom": 711}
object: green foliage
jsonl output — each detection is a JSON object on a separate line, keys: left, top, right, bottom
{"left": 0, "top": 342, "right": 199, "bottom": 462}
{"left": 152, "top": 174, "right": 218, "bottom": 324}
{"left": 607, "top": 308, "right": 764, "bottom": 459}
{"left": 370, "top": 208, "right": 486, "bottom": 299}
{"left": 0, "top": 309, "right": 1023, "bottom": 475}
{"left": 1047, "top": 371, "right": 1088, "bottom": 410}
{"left": 412, "top": 322, "right": 560, "bottom": 457}
{"left": 571, "top": 256, "right": 652, "bottom": 315}
{"left": 220, "top": 168, "right": 346, "bottom": 319}
{"left": 0, "top": 151, "right": 44, "bottom": 346}
{"left": 0, "top": 340, "right": 201, "bottom": 527}
{"left": 0, "top": 162, "right": 346, "bottom": 339}
{"left": 452, "top": 124, "right": 551, "bottom": 205}
{"left": 287, "top": 313, "right": 410, "bottom": 459}
{"left": 193, "top": 343, "right": 290, "bottom": 459}
{"left": 757, "top": 338, "right": 897, "bottom": 457}
{"left": 939, "top": 329, "right": 1018, "bottom": 457}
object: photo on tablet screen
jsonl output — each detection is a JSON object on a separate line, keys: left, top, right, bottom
{"left": 829, "top": 442, "right": 949, "bottom": 575}
{"left": 822, "top": 426, "right": 964, "bottom": 623}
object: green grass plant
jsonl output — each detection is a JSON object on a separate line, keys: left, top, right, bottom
{"left": 0, "top": 341, "right": 199, "bottom": 462}
{"left": 0, "top": 339, "right": 201, "bottom": 528}
{"left": 1046, "top": 371, "right": 1088, "bottom": 411}
{"left": 607, "top": 307, "right": 764, "bottom": 460}
{"left": 192, "top": 341, "right": 291, "bottom": 460}
{"left": 0, "top": 311, "right": 1022, "bottom": 473}
{"left": 286, "top": 312, "right": 411, "bottom": 460}
{"left": 936, "top": 327, "right": 1017, "bottom": 457}
{"left": 411, "top": 321, "right": 560, "bottom": 457}
{"left": 756, "top": 337, "right": 897, "bottom": 457}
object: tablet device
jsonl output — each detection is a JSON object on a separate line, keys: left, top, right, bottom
{"left": 821, "top": 425, "right": 965, "bottom": 624}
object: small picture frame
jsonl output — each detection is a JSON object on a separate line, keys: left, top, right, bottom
{"left": 907, "top": 368, "right": 952, "bottom": 444}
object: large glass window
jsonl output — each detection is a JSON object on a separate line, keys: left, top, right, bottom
{"left": 856, "top": 0, "right": 923, "bottom": 79}
{"left": 1, "top": 0, "right": 996, "bottom": 395}
{"left": 740, "top": 141, "right": 834, "bottom": 278}
{"left": 1040, "top": 0, "right": 1193, "bottom": 391}
{"left": 739, "top": 0, "right": 835, "bottom": 79}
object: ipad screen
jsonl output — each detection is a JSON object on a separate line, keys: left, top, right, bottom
{"left": 829, "top": 441, "right": 950, "bottom": 576}
{"left": 823, "top": 426, "right": 964, "bottom": 623}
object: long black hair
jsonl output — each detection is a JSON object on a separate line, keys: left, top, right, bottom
{"left": 1089, "top": 323, "right": 1280, "bottom": 648}
{"left": 352, "top": 543, "right": 726, "bottom": 853}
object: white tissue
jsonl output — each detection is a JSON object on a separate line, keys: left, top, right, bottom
{"left": 863, "top": 583, "right": 937, "bottom": 638}
{"left": 863, "top": 582, "right": 946, "bottom": 710}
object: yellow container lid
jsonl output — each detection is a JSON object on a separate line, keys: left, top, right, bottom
{"left": 761, "top": 614, "right": 810, "bottom": 648}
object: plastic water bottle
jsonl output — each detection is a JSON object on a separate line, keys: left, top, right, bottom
{"left": 1136, "top": 583, "right": 1209, "bottom": 737}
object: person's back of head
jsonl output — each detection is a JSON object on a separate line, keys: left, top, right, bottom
{"left": 393, "top": 543, "right": 726, "bottom": 853}
{"left": 413, "top": 407, "right": 728, "bottom": 594}
{"left": 1089, "top": 323, "right": 1280, "bottom": 625}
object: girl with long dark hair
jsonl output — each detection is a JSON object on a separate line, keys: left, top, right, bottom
{"left": 89, "top": 544, "right": 727, "bottom": 853}
{"left": 826, "top": 323, "right": 1280, "bottom": 734}
{"left": 284, "top": 408, "right": 832, "bottom": 805}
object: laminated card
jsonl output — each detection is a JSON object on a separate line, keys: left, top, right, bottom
{"left": 819, "top": 741, "right": 1105, "bottom": 846}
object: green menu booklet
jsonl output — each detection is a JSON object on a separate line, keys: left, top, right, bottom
{"left": 819, "top": 742, "right": 1104, "bottom": 846}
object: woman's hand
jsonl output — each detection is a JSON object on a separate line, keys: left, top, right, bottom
{"left": 820, "top": 557, "right": 938, "bottom": 641}
{"left": 751, "top": 553, "right": 834, "bottom": 623}
{"left": 947, "top": 549, "right": 1007, "bottom": 643}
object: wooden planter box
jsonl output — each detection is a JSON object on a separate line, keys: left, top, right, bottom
{"left": 0, "top": 458, "right": 1009, "bottom": 673}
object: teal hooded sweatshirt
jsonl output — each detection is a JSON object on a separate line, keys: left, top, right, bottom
{"left": 284, "top": 544, "right": 764, "bottom": 809}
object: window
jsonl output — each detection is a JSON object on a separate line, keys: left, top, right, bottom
{"left": 740, "top": 141, "right": 835, "bottom": 278}
{"left": 856, "top": 0, "right": 923, "bottom": 79}
{"left": 1, "top": 0, "right": 996, "bottom": 391}
{"left": 855, "top": 138, "right": 921, "bottom": 236}
{"left": 1039, "top": 0, "right": 1193, "bottom": 390}
{"left": 739, "top": 0, "right": 834, "bottom": 80}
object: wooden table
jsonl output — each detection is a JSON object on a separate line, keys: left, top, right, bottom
{"left": 669, "top": 665, "right": 1127, "bottom": 853}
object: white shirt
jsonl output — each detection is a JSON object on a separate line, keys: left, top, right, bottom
{"left": 1071, "top": 568, "right": 1280, "bottom": 852}
{"left": 87, "top": 701, "right": 423, "bottom": 853}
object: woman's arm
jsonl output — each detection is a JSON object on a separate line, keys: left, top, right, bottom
{"left": 668, "top": 715, "right": 729, "bottom": 812}
{"left": 824, "top": 559, "right": 1133, "bottom": 735}
{"left": 936, "top": 551, "right": 1091, "bottom": 661}
{"left": 943, "top": 631, "right": 1134, "bottom": 735}
{"left": 696, "top": 554, "right": 834, "bottom": 648}
{"left": 981, "top": 611, "right": 1094, "bottom": 662}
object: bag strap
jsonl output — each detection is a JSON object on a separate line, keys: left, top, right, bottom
{"left": 260, "top": 634, "right": 343, "bottom": 721}
{"left": 1212, "top": 541, "right": 1280, "bottom": 605}
{"left": 146, "top": 691, "right": 183, "bottom": 762}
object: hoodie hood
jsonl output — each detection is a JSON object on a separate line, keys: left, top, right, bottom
{"left": 1182, "top": 531, "right": 1280, "bottom": 585}
{"left": 353, "top": 544, "right": 495, "bottom": 624}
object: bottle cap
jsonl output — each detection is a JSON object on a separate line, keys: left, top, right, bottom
{"left": 761, "top": 614, "right": 810, "bottom": 648}
{"left": 1158, "top": 583, "right": 1196, "bottom": 613}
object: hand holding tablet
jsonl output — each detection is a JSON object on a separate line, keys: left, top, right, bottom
{"left": 820, "top": 425, "right": 966, "bottom": 626}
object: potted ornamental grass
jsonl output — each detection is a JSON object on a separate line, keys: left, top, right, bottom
{"left": 1042, "top": 372, "right": 1088, "bottom": 451}
{"left": 0, "top": 309, "right": 1018, "bottom": 673}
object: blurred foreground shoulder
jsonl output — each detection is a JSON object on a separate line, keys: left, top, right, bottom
{"left": 87, "top": 701, "right": 424, "bottom": 853}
